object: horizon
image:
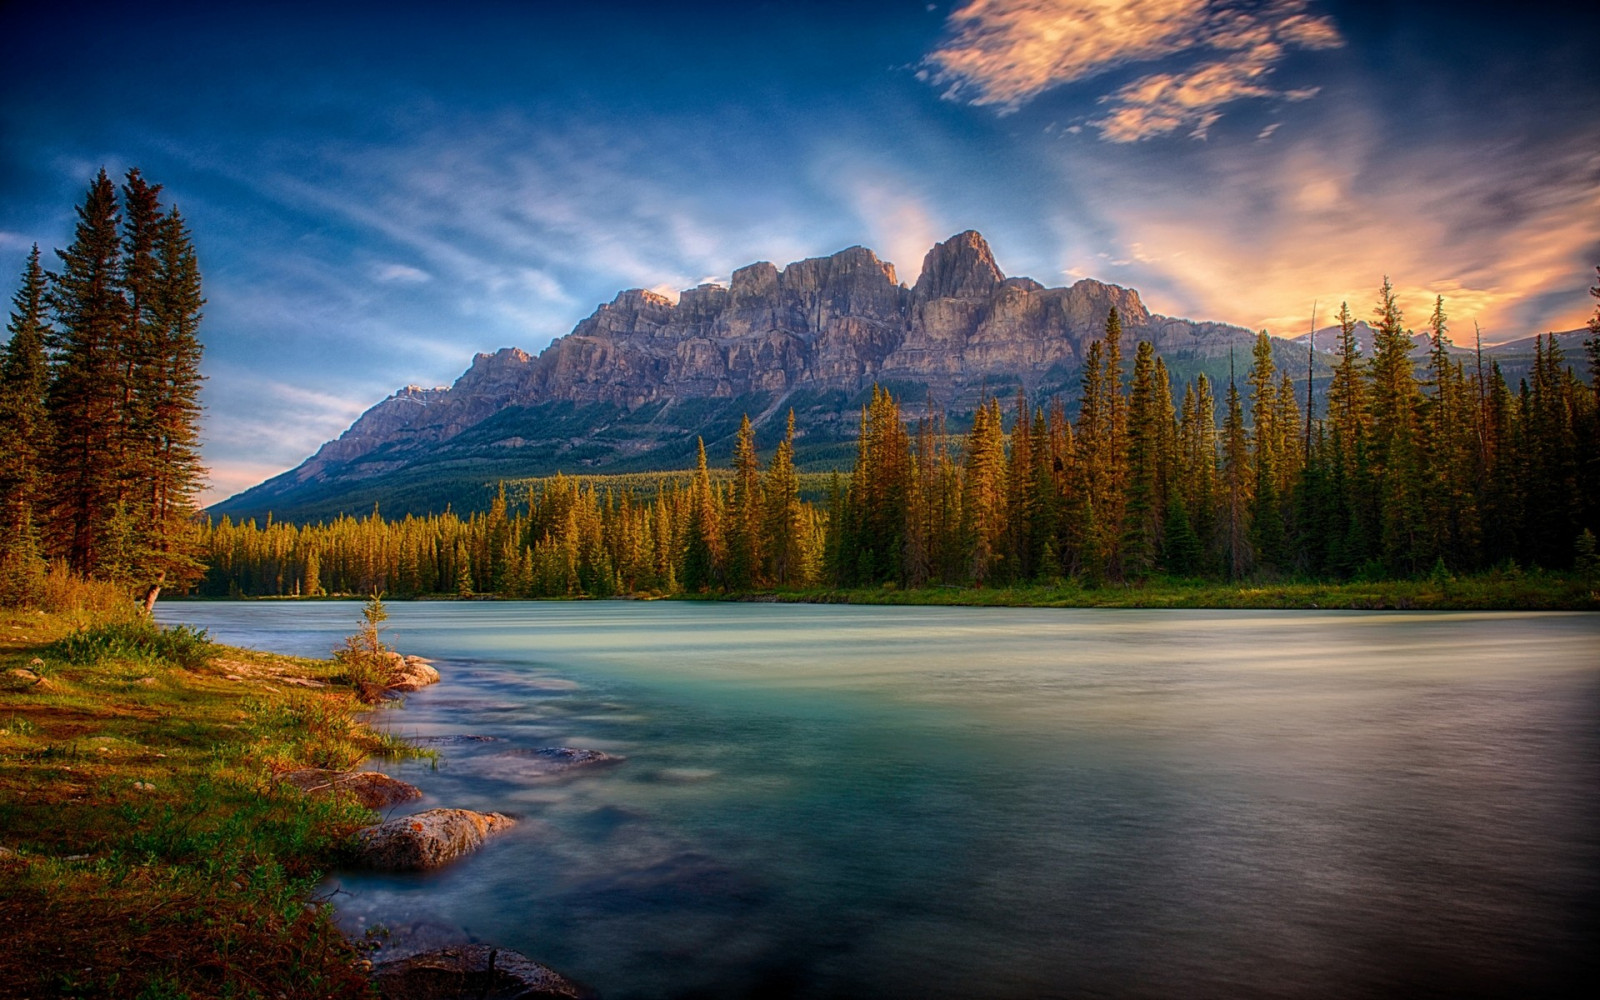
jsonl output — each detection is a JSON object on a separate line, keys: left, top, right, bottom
{"left": 4, "top": 0, "right": 1597, "bottom": 505}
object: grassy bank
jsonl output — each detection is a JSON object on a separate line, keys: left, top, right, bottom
{"left": 691, "top": 571, "right": 1600, "bottom": 611}
{"left": 0, "top": 602, "right": 420, "bottom": 999}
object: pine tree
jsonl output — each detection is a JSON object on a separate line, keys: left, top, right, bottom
{"left": 1221, "top": 367, "right": 1253, "bottom": 579}
{"left": 138, "top": 205, "right": 207, "bottom": 606}
{"left": 682, "top": 438, "right": 722, "bottom": 591}
{"left": 961, "top": 397, "right": 1007, "bottom": 585}
{"left": 1327, "top": 301, "right": 1367, "bottom": 454}
{"left": 1367, "top": 277, "right": 1423, "bottom": 573}
{"left": 725, "top": 414, "right": 763, "bottom": 589}
{"left": 1121, "top": 340, "right": 1161, "bottom": 578}
{"left": 763, "top": 410, "right": 804, "bottom": 585}
{"left": 45, "top": 169, "right": 130, "bottom": 574}
{"left": 0, "top": 246, "right": 52, "bottom": 572}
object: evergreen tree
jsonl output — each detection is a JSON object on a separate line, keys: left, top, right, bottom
{"left": 961, "top": 397, "right": 1007, "bottom": 585}
{"left": 682, "top": 438, "right": 722, "bottom": 591}
{"left": 1327, "top": 301, "right": 1367, "bottom": 454}
{"left": 763, "top": 410, "right": 804, "bottom": 585}
{"left": 139, "top": 205, "right": 208, "bottom": 605}
{"left": 1221, "top": 367, "right": 1253, "bottom": 578}
{"left": 1367, "top": 277, "right": 1423, "bottom": 573}
{"left": 45, "top": 169, "right": 130, "bottom": 574}
{"left": 0, "top": 246, "right": 52, "bottom": 571}
{"left": 1121, "top": 340, "right": 1161, "bottom": 578}
{"left": 724, "top": 414, "right": 763, "bottom": 589}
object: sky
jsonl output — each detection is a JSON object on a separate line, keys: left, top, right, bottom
{"left": 3, "top": 0, "right": 1597, "bottom": 504}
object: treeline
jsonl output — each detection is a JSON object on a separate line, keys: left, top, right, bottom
{"left": 0, "top": 169, "right": 206, "bottom": 606}
{"left": 200, "top": 413, "right": 826, "bottom": 597}
{"left": 201, "top": 277, "right": 1600, "bottom": 598}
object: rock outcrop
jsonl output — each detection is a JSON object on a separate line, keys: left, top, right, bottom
{"left": 371, "top": 944, "right": 594, "bottom": 1000}
{"left": 355, "top": 808, "right": 516, "bottom": 871}
{"left": 280, "top": 769, "right": 423, "bottom": 809}
{"left": 384, "top": 654, "right": 440, "bottom": 692}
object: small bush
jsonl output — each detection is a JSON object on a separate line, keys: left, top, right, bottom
{"left": 49, "top": 620, "right": 214, "bottom": 671}
{"left": 331, "top": 592, "right": 397, "bottom": 702}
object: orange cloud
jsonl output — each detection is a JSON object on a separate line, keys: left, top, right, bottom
{"left": 922, "top": 0, "right": 1342, "bottom": 140}
{"left": 1076, "top": 136, "right": 1600, "bottom": 340}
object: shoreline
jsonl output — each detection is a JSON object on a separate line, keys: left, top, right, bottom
{"left": 0, "top": 605, "right": 589, "bottom": 998}
{"left": 163, "top": 571, "right": 1600, "bottom": 612}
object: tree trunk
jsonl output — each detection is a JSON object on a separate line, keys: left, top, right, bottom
{"left": 141, "top": 570, "right": 166, "bottom": 615}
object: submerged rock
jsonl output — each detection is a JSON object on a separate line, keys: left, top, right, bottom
{"left": 412, "top": 734, "right": 500, "bottom": 745}
{"left": 355, "top": 808, "right": 515, "bottom": 871}
{"left": 281, "top": 769, "right": 422, "bottom": 810}
{"left": 498, "top": 747, "right": 624, "bottom": 773}
{"left": 371, "top": 944, "right": 594, "bottom": 999}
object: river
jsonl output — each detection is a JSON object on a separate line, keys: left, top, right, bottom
{"left": 155, "top": 601, "right": 1600, "bottom": 999}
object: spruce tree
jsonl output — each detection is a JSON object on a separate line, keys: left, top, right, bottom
{"left": 725, "top": 414, "right": 763, "bottom": 589}
{"left": 1121, "top": 340, "right": 1161, "bottom": 578}
{"left": 1222, "top": 369, "right": 1253, "bottom": 579}
{"left": 0, "top": 246, "right": 53, "bottom": 571}
{"left": 763, "top": 410, "right": 803, "bottom": 585}
{"left": 46, "top": 169, "right": 129, "bottom": 574}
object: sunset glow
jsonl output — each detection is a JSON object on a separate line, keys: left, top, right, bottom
{"left": 2, "top": 1, "right": 1595, "bottom": 504}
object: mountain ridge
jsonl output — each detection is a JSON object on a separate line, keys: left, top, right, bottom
{"left": 214, "top": 231, "right": 1581, "bottom": 522}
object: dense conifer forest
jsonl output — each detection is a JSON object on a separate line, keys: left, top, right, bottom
{"left": 197, "top": 281, "right": 1600, "bottom": 599}
{"left": 0, "top": 169, "right": 206, "bottom": 608}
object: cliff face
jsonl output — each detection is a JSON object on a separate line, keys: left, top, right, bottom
{"left": 378, "top": 230, "right": 1206, "bottom": 433}
{"left": 218, "top": 231, "right": 1264, "bottom": 516}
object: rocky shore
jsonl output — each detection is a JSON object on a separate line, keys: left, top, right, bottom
{"left": 279, "top": 652, "right": 610, "bottom": 1000}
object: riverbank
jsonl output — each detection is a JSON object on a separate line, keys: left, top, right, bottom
{"left": 0, "top": 604, "right": 420, "bottom": 998}
{"left": 684, "top": 572, "right": 1600, "bottom": 611}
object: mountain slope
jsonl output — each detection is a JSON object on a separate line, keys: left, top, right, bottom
{"left": 212, "top": 232, "right": 1359, "bottom": 522}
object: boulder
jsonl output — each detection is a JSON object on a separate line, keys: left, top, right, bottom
{"left": 371, "top": 944, "right": 593, "bottom": 1000}
{"left": 387, "top": 654, "right": 441, "bottom": 692}
{"left": 281, "top": 768, "right": 422, "bottom": 809}
{"left": 498, "top": 747, "right": 624, "bottom": 773}
{"left": 355, "top": 808, "right": 515, "bottom": 871}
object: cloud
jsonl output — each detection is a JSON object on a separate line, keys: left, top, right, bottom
{"left": 838, "top": 174, "right": 944, "bottom": 285}
{"left": 1060, "top": 116, "right": 1600, "bottom": 341}
{"left": 921, "top": 0, "right": 1342, "bottom": 140}
{"left": 197, "top": 371, "right": 379, "bottom": 505}
{"left": 373, "top": 262, "right": 431, "bottom": 283}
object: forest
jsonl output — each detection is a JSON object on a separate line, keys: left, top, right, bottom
{"left": 0, "top": 169, "right": 206, "bottom": 609}
{"left": 197, "top": 282, "right": 1600, "bottom": 600}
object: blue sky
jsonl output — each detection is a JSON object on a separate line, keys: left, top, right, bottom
{"left": 3, "top": 0, "right": 1597, "bottom": 503}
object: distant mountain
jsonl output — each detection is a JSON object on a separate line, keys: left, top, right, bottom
{"left": 1287, "top": 320, "right": 1587, "bottom": 361}
{"left": 221, "top": 232, "right": 1586, "bottom": 523}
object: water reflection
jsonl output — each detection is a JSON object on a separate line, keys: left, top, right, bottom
{"left": 159, "top": 602, "right": 1600, "bottom": 999}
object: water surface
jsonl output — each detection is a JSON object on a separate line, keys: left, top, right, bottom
{"left": 158, "top": 601, "right": 1600, "bottom": 999}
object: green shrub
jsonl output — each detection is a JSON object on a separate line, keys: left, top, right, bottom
{"left": 49, "top": 620, "right": 214, "bottom": 671}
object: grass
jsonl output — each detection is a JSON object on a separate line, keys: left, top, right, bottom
{"left": 0, "top": 603, "right": 427, "bottom": 999}
{"left": 688, "top": 569, "right": 1600, "bottom": 611}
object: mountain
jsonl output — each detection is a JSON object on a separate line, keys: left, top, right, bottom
{"left": 212, "top": 231, "right": 1326, "bottom": 522}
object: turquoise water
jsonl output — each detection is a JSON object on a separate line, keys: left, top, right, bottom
{"left": 157, "top": 602, "right": 1600, "bottom": 999}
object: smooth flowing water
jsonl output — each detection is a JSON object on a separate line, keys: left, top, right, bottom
{"left": 156, "top": 602, "right": 1600, "bottom": 999}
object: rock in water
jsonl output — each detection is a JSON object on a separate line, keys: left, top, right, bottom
{"left": 280, "top": 769, "right": 423, "bottom": 809}
{"left": 372, "top": 944, "right": 594, "bottom": 1000}
{"left": 356, "top": 809, "right": 515, "bottom": 871}
{"left": 388, "top": 654, "right": 441, "bottom": 692}
{"left": 498, "top": 747, "right": 624, "bottom": 773}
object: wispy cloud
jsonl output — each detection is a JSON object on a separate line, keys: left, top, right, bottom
{"left": 921, "top": 0, "right": 1342, "bottom": 140}
{"left": 1060, "top": 115, "right": 1600, "bottom": 339}
{"left": 373, "top": 262, "right": 431, "bottom": 283}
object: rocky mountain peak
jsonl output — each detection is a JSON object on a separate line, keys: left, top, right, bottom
{"left": 913, "top": 230, "right": 1003, "bottom": 302}
{"left": 217, "top": 230, "right": 1271, "bottom": 519}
